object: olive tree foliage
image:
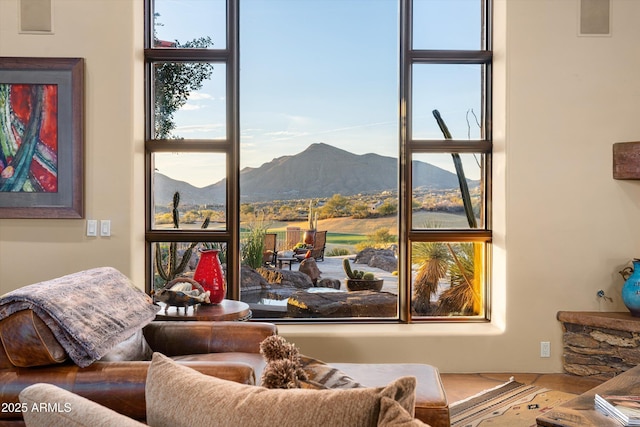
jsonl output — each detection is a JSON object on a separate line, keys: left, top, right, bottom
{"left": 153, "top": 14, "right": 215, "bottom": 139}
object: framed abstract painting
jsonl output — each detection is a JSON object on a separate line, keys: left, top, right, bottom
{"left": 0, "top": 57, "right": 84, "bottom": 218}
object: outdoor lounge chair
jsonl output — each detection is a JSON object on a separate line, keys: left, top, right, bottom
{"left": 262, "top": 233, "right": 278, "bottom": 266}
{"left": 295, "top": 230, "right": 326, "bottom": 262}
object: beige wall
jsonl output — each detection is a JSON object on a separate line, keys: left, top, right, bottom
{"left": 1, "top": 0, "right": 639, "bottom": 373}
{"left": 0, "top": 0, "right": 145, "bottom": 288}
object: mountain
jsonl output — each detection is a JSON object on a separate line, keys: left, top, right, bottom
{"left": 154, "top": 142, "right": 478, "bottom": 205}
{"left": 154, "top": 173, "right": 226, "bottom": 207}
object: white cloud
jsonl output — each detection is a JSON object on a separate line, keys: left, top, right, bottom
{"left": 181, "top": 104, "right": 203, "bottom": 111}
{"left": 264, "top": 130, "right": 309, "bottom": 138}
{"left": 189, "top": 92, "right": 214, "bottom": 101}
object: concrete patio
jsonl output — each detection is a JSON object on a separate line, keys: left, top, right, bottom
{"left": 279, "top": 255, "right": 399, "bottom": 295}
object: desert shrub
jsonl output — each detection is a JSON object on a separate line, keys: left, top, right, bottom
{"left": 376, "top": 200, "right": 397, "bottom": 216}
{"left": 241, "top": 214, "right": 269, "bottom": 269}
{"left": 355, "top": 228, "right": 397, "bottom": 252}
{"left": 182, "top": 211, "right": 199, "bottom": 224}
{"left": 155, "top": 212, "right": 174, "bottom": 224}
{"left": 327, "top": 248, "right": 350, "bottom": 257}
{"left": 350, "top": 203, "right": 370, "bottom": 219}
{"left": 241, "top": 227, "right": 266, "bottom": 269}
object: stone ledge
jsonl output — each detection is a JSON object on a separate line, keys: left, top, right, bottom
{"left": 558, "top": 311, "right": 640, "bottom": 380}
{"left": 557, "top": 311, "right": 640, "bottom": 333}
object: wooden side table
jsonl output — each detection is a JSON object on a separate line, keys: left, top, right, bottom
{"left": 154, "top": 299, "right": 251, "bottom": 321}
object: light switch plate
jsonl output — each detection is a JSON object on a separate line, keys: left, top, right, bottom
{"left": 87, "top": 220, "right": 97, "bottom": 236}
{"left": 100, "top": 220, "right": 111, "bottom": 237}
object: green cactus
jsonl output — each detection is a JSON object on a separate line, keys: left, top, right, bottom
{"left": 343, "top": 258, "right": 356, "bottom": 279}
{"left": 343, "top": 258, "right": 376, "bottom": 280}
{"left": 155, "top": 191, "right": 210, "bottom": 287}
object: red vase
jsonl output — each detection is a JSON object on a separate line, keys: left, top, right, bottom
{"left": 193, "top": 249, "right": 226, "bottom": 304}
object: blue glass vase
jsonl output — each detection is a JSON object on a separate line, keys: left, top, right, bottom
{"left": 622, "top": 259, "right": 640, "bottom": 317}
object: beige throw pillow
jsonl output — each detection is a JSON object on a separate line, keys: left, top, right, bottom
{"left": 146, "top": 352, "right": 419, "bottom": 427}
{"left": 19, "top": 383, "right": 146, "bottom": 427}
{"left": 379, "top": 397, "right": 430, "bottom": 426}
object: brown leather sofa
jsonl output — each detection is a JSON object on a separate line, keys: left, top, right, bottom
{"left": 0, "top": 311, "right": 449, "bottom": 427}
{"left": 0, "top": 316, "right": 277, "bottom": 426}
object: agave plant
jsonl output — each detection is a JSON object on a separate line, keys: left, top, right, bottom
{"left": 410, "top": 110, "right": 483, "bottom": 316}
{"left": 435, "top": 243, "right": 480, "bottom": 316}
{"left": 412, "top": 241, "right": 450, "bottom": 314}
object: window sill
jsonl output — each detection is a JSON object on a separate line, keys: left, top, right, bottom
{"left": 278, "top": 320, "right": 505, "bottom": 338}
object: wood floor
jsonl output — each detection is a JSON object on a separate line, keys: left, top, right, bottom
{"left": 440, "top": 372, "right": 604, "bottom": 403}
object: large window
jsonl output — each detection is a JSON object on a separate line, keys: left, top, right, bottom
{"left": 145, "top": 0, "right": 491, "bottom": 322}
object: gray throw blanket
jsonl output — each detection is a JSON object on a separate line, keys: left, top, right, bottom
{"left": 0, "top": 267, "right": 159, "bottom": 367}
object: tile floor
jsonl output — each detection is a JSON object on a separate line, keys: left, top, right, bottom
{"left": 439, "top": 372, "right": 604, "bottom": 403}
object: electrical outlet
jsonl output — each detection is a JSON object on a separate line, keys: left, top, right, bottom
{"left": 540, "top": 341, "right": 551, "bottom": 358}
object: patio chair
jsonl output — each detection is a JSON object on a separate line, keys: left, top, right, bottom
{"left": 295, "top": 230, "right": 327, "bottom": 262}
{"left": 262, "top": 233, "right": 278, "bottom": 266}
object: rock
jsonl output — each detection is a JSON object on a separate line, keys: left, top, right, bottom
{"left": 287, "top": 290, "right": 397, "bottom": 318}
{"left": 564, "top": 333, "right": 600, "bottom": 349}
{"left": 298, "top": 258, "right": 322, "bottom": 284}
{"left": 590, "top": 330, "right": 636, "bottom": 347}
{"left": 257, "top": 267, "right": 314, "bottom": 289}
{"left": 618, "top": 347, "right": 640, "bottom": 365}
{"left": 354, "top": 248, "right": 395, "bottom": 265}
{"left": 353, "top": 248, "right": 376, "bottom": 264}
{"left": 567, "top": 343, "right": 614, "bottom": 355}
{"left": 369, "top": 254, "right": 397, "bottom": 273}
{"left": 563, "top": 363, "right": 605, "bottom": 377}
{"left": 240, "top": 266, "right": 269, "bottom": 292}
{"left": 317, "top": 278, "right": 341, "bottom": 289}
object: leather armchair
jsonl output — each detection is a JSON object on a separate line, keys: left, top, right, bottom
{"left": 0, "top": 319, "right": 277, "bottom": 426}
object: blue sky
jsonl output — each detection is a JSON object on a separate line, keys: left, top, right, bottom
{"left": 153, "top": 0, "right": 482, "bottom": 187}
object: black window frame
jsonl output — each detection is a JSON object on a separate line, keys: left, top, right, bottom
{"left": 144, "top": 0, "right": 492, "bottom": 323}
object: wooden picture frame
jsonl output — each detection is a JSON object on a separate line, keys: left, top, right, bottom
{"left": 0, "top": 57, "right": 84, "bottom": 218}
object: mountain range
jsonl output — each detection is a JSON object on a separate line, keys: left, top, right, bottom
{"left": 154, "top": 142, "right": 478, "bottom": 206}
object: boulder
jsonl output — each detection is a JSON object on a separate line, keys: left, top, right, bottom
{"left": 240, "top": 265, "right": 269, "bottom": 292}
{"left": 369, "top": 254, "right": 397, "bottom": 273}
{"left": 317, "top": 278, "right": 341, "bottom": 290}
{"left": 287, "top": 290, "right": 397, "bottom": 318}
{"left": 354, "top": 248, "right": 395, "bottom": 265}
{"left": 298, "top": 258, "right": 322, "bottom": 284}
{"left": 256, "top": 267, "right": 314, "bottom": 289}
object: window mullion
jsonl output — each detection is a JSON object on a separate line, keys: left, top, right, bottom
{"left": 226, "top": 0, "right": 240, "bottom": 300}
{"left": 145, "top": 140, "right": 230, "bottom": 152}
{"left": 409, "top": 140, "right": 491, "bottom": 153}
{"left": 411, "top": 50, "right": 492, "bottom": 64}
{"left": 144, "top": 49, "right": 229, "bottom": 62}
{"left": 398, "top": 0, "right": 413, "bottom": 323}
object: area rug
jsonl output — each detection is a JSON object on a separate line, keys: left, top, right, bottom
{"left": 450, "top": 378, "right": 577, "bottom": 427}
